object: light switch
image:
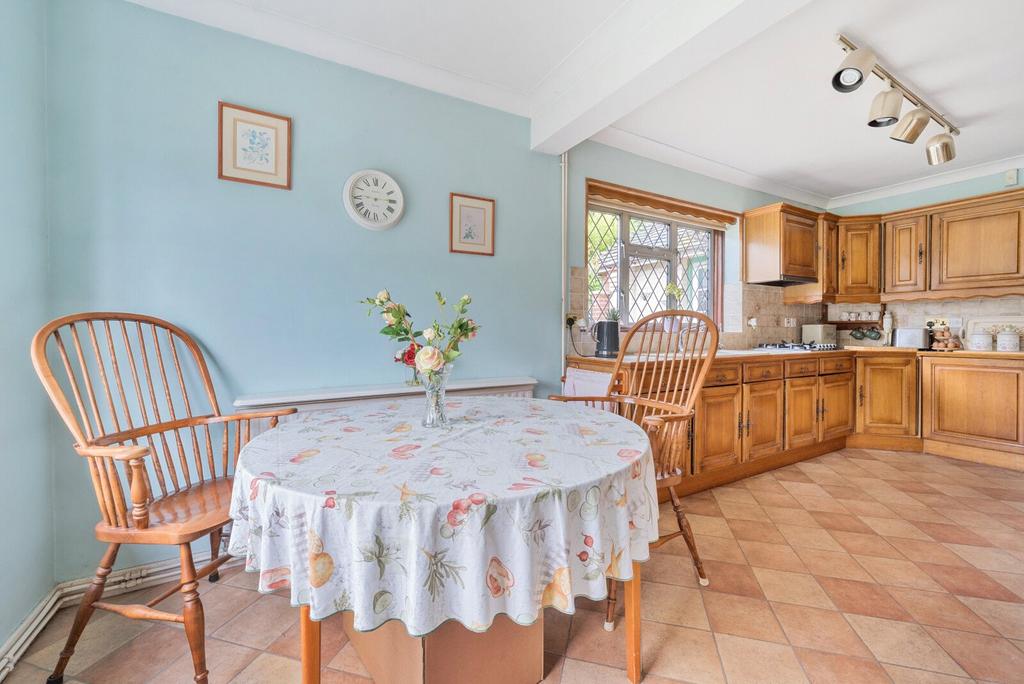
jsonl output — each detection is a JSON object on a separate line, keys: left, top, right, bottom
{"left": 1006, "top": 169, "right": 1019, "bottom": 187}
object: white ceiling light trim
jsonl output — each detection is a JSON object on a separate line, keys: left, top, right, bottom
{"left": 593, "top": 127, "right": 830, "bottom": 208}
{"left": 126, "top": 0, "right": 531, "bottom": 116}
{"left": 826, "top": 154, "right": 1024, "bottom": 209}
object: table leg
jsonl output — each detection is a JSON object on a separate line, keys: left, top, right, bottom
{"left": 300, "top": 605, "right": 321, "bottom": 684}
{"left": 624, "top": 562, "right": 642, "bottom": 684}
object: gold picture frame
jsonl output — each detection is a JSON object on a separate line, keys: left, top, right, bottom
{"left": 449, "top": 192, "right": 495, "bottom": 256}
{"left": 218, "top": 101, "right": 292, "bottom": 190}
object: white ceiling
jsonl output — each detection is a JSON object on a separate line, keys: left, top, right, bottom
{"left": 129, "top": 0, "right": 1024, "bottom": 207}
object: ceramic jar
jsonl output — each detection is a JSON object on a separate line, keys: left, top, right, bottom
{"left": 997, "top": 330, "right": 1021, "bottom": 352}
{"left": 967, "top": 332, "right": 994, "bottom": 351}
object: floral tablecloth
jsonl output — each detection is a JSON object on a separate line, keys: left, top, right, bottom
{"left": 228, "top": 396, "right": 657, "bottom": 635}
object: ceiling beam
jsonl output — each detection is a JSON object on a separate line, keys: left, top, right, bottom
{"left": 529, "top": 0, "right": 815, "bottom": 154}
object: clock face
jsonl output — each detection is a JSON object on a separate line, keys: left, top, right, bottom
{"left": 343, "top": 170, "right": 404, "bottom": 230}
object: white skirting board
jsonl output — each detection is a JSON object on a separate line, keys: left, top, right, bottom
{"left": 0, "top": 550, "right": 243, "bottom": 681}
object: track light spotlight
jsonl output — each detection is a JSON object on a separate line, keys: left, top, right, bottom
{"left": 890, "top": 108, "right": 930, "bottom": 144}
{"left": 832, "top": 47, "right": 876, "bottom": 92}
{"left": 926, "top": 129, "right": 956, "bottom": 165}
{"left": 867, "top": 85, "right": 902, "bottom": 127}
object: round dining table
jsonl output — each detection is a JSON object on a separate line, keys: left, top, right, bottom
{"left": 228, "top": 395, "right": 658, "bottom": 683}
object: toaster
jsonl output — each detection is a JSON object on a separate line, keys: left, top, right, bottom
{"left": 893, "top": 328, "right": 930, "bottom": 349}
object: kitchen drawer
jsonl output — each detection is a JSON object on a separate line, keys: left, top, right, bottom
{"left": 705, "top": 363, "right": 741, "bottom": 386}
{"left": 819, "top": 356, "right": 854, "bottom": 374}
{"left": 744, "top": 361, "right": 784, "bottom": 383}
{"left": 785, "top": 358, "right": 819, "bottom": 378}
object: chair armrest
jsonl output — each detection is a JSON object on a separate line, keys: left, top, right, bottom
{"left": 548, "top": 394, "right": 615, "bottom": 403}
{"left": 209, "top": 407, "right": 298, "bottom": 423}
{"left": 641, "top": 410, "right": 694, "bottom": 433}
{"left": 76, "top": 444, "right": 152, "bottom": 462}
{"left": 75, "top": 444, "right": 152, "bottom": 528}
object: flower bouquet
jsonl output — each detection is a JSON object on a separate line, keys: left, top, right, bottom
{"left": 361, "top": 289, "right": 479, "bottom": 428}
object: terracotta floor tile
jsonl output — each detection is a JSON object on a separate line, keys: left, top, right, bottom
{"left": 774, "top": 468, "right": 817, "bottom": 484}
{"left": 987, "top": 570, "right": 1024, "bottom": 600}
{"left": 642, "top": 621, "right": 726, "bottom": 684}
{"left": 841, "top": 500, "right": 897, "bottom": 518}
{"left": 809, "top": 511, "right": 874, "bottom": 534}
{"left": 913, "top": 521, "right": 995, "bottom": 546}
{"left": 641, "top": 582, "right": 709, "bottom": 629}
{"left": 887, "top": 504, "right": 952, "bottom": 524}
{"left": 764, "top": 506, "right": 822, "bottom": 528}
{"left": 772, "top": 603, "right": 871, "bottom": 657}
{"left": 150, "top": 637, "right": 259, "bottom": 684}
{"left": 195, "top": 584, "right": 262, "bottom": 632}
{"left": 738, "top": 540, "right": 808, "bottom": 573}
{"left": 795, "top": 649, "right": 890, "bottom": 684}
{"left": 228, "top": 652, "right": 301, "bottom": 683}
{"left": 690, "top": 535, "right": 746, "bottom": 564}
{"left": 884, "top": 538, "right": 970, "bottom": 567}
{"left": 777, "top": 524, "right": 845, "bottom": 552}
{"left": 268, "top": 612, "right": 349, "bottom": 662}
{"left": 713, "top": 486, "right": 760, "bottom": 506}
{"left": 926, "top": 626, "right": 1024, "bottom": 683}
{"left": 687, "top": 513, "right": 735, "bottom": 539}
{"left": 213, "top": 594, "right": 297, "bottom": 650}
{"left": 917, "top": 562, "right": 1023, "bottom": 602}
{"left": 752, "top": 567, "right": 835, "bottom": 609}
{"left": 817, "top": 577, "right": 912, "bottom": 621}
{"left": 820, "top": 484, "right": 876, "bottom": 501}
{"left": 557, "top": 657, "right": 628, "bottom": 684}
{"left": 829, "top": 530, "right": 905, "bottom": 559}
{"left": 945, "top": 543, "right": 1024, "bottom": 573}
{"left": 641, "top": 551, "right": 699, "bottom": 587}
{"left": 716, "top": 500, "right": 767, "bottom": 521}
{"left": 726, "top": 518, "right": 787, "bottom": 544}
{"left": 23, "top": 612, "right": 152, "bottom": 676}
{"left": 942, "top": 508, "right": 1012, "bottom": 532}
{"left": 680, "top": 496, "right": 724, "bottom": 517}
{"left": 76, "top": 625, "right": 188, "bottom": 684}
{"left": 798, "top": 496, "right": 851, "bottom": 514}
{"left": 881, "top": 664, "right": 974, "bottom": 683}
{"left": 715, "top": 633, "right": 808, "bottom": 684}
{"left": 793, "top": 548, "right": 874, "bottom": 582}
{"left": 751, "top": 491, "right": 803, "bottom": 509}
{"left": 541, "top": 652, "right": 564, "bottom": 683}
{"left": 957, "top": 596, "right": 1024, "bottom": 640}
{"left": 318, "top": 669, "right": 373, "bottom": 683}
{"left": 327, "top": 642, "right": 370, "bottom": 677}
{"left": 702, "top": 592, "right": 786, "bottom": 644}
{"left": 859, "top": 516, "right": 934, "bottom": 541}
{"left": 702, "top": 560, "right": 765, "bottom": 599}
{"left": 844, "top": 614, "right": 966, "bottom": 676}
{"left": 886, "top": 587, "right": 997, "bottom": 634}
{"left": 565, "top": 609, "right": 624, "bottom": 668}
{"left": 890, "top": 481, "right": 941, "bottom": 494}
{"left": 978, "top": 528, "right": 1024, "bottom": 552}
{"left": 853, "top": 555, "right": 945, "bottom": 591}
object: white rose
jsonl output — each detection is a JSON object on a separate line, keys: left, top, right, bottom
{"left": 422, "top": 328, "right": 437, "bottom": 342}
{"left": 376, "top": 289, "right": 390, "bottom": 304}
{"left": 415, "top": 346, "right": 445, "bottom": 373}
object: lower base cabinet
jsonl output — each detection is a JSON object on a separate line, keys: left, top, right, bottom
{"left": 819, "top": 372, "right": 856, "bottom": 441}
{"left": 785, "top": 373, "right": 855, "bottom": 450}
{"left": 694, "top": 385, "right": 743, "bottom": 474}
{"left": 856, "top": 355, "right": 917, "bottom": 435}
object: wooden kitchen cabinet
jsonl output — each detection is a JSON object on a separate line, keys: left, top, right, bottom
{"left": 929, "top": 194, "right": 1024, "bottom": 292}
{"left": 694, "top": 385, "right": 744, "bottom": 474}
{"left": 856, "top": 355, "right": 917, "bottom": 436}
{"left": 922, "top": 356, "right": 1024, "bottom": 457}
{"left": 884, "top": 214, "right": 927, "bottom": 295}
{"left": 743, "top": 380, "right": 785, "bottom": 461}
{"left": 743, "top": 203, "right": 820, "bottom": 284}
{"left": 784, "top": 215, "right": 840, "bottom": 304}
{"left": 819, "top": 372, "right": 855, "bottom": 441}
{"left": 837, "top": 218, "right": 881, "bottom": 301}
{"left": 785, "top": 377, "right": 819, "bottom": 449}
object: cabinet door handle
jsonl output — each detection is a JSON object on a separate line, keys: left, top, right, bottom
{"left": 745, "top": 411, "right": 751, "bottom": 436}
{"left": 840, "top": 251, "right": 847, "bottom": 270}
{"left": 737, "top": 411, "right": 744, "bottom": 438}
{"left": 858, "top": 385, "right": 865, "bottom": 406}
{"left": 815, "top": 399, "right": 821, "bottom": 421}
{"left": 917, "top": 243, "right": 924, "bottom": 264}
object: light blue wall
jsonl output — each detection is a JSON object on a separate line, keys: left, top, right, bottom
{"left": 46, "top": 0, "right": 561, "bottom": 580}
{"left": 0, "top": 0, "right": 55, "bottom": 642}
{"left": 832, "top": 169, "right": 1022, "bottom": 215}
{"left": 567, "top": 141, "right": 807, "bottom": 286}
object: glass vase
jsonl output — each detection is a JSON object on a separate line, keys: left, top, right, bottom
{"left": 418, "top": 363, "right": 452, "bottom": 428}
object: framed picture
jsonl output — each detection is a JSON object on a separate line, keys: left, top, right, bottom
{"left": 449, "top": 192, "right": 495, "bottom": 256}
{"left": 218, "top": 101, "right": 292, "bottom": 189}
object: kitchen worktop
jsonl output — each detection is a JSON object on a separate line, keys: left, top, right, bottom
{"left": 566, "top": 348, "right": 853, "bottom": 366}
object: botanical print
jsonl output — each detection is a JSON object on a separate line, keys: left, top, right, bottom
{"left": 227, "top": 396, "right": 658, "bottom": 636}
{"left": 235, "top": 120, "right": 276, "bottom": 174}
{"left": 450, "top": 193, "right": 495, "bottom": 256}
{"left": 459, "top": 205, "right": 485, "bottom": 244}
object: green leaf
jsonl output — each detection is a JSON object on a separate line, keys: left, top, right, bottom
{"left": 480, "top": 503, "right": 497, "bottom": 529}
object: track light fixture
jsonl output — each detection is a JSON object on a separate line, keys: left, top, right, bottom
{"left": 890, "top": 108, "right": 930, "bottom": 144}
{"left": 926, "top": 129, "right": 957, "bottom": 165}
{"left": 832, "top": 47, "right": 876, "bottom": 92}
{"left": 867, "top": 84, "right": 902, "bottom": 127}
{"left": 832, "top": 34, "right": 960, "bottom": 165}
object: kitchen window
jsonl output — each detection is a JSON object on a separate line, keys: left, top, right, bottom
{"left": 586, "top": 206, "right": 723, "bottom": 326}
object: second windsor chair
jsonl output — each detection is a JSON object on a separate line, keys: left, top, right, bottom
{"left": 551, "top": 309, "right": 719, "bottom": 631}
{"left": 31, "top": 312, "right": 296, "bottom": 684}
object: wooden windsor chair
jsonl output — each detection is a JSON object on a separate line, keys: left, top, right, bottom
{"left": 31, "top": 312, "right": 296, "bottom": 684}
{"left": 551, "top": 309, "right": 718, "bottom": 631}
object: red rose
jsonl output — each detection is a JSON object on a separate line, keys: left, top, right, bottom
{"left": 402, "top": 342, "right": 419, "bottom": 367}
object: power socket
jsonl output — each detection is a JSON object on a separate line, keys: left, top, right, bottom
{"left": 783, "top": 317, "right": 798, "bottom": 328}
{"left": 1006, "top": 169, "right": 1019, "bottom": 187}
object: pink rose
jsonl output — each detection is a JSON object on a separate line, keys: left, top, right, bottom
{"left": 415, "top": 345, "right": 445, "bottom": 373}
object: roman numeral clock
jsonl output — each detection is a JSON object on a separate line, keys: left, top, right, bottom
{"left": 343, "top": 169, "right": 405, "bottom": 230}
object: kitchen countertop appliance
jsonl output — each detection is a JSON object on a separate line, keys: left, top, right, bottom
{"left": 801, "top": 324, "right": 837, "bottom": 346}
{"left": 893, "top": 328, "right": 930, "bottom": 349}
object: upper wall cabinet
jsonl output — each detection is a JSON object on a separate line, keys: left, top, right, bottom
{"left": 837, "top": 218, "right": 881, "bottom": 302}
{"left": 881, "top": 188, "right": 1024, "bottom": 302}
{"left": 743, "top": 204, "right": 820, "bottom": 285}
{"left": 783, "top": 215, "right": 839, "bottom": 305}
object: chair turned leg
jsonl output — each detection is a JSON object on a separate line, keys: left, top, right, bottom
{"left": 668, "top": 486, "right": 709, "bottom": 586}
{"left": 180, "top": 544, "right": 209, "bottom": 684}
{"left": 209, "top": 527, "right": 223, "bottom": 582}
{"left": 48, "top": 543, "right": 120, "bottom": 684}
{"left": 604, "top": 579, "right": 618, "bottom": 631}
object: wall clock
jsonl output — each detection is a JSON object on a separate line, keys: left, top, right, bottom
{"left": 343, "top": 169, "right": 405, "bottom": 230}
